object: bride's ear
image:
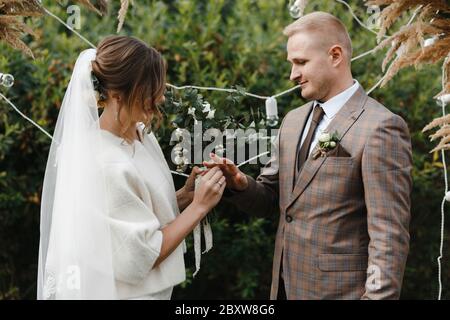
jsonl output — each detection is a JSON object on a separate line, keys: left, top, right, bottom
{"left": 110, "top": 91, "right": 122, "bottom": 103}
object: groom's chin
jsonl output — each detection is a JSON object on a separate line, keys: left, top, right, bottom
{"left": 300, "top": 91, "right": 313, "bottom": 101}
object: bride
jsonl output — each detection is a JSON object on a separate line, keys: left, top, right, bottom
{"left": 37, "top": 35, "right": 226, "bottom": 300}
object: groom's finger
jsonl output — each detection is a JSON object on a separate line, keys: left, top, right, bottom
{"left": 202, "top": 156, "right": 228, "bottom": 172}
{"left": 210, "top": 153, "right": 233, "bottom": 165}
{"left": 202, "top": 160, "right": 217, "bottom": 168}
{"left": 210, "top": 154, "right": 237, "bottom": 174}
{"left": 225, "top": 162, "right": 240, "bottom": 176}
{"left": 210, "top": 154, "right": 241, "bottom": 176}
{"left": 188, "top": 166, "right": 201, "bottom": 179}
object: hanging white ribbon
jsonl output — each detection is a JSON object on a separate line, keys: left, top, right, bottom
{"left": 192, "top": 175, "right": 214, "bottom": 277}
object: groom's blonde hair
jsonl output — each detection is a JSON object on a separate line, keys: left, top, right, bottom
{"left": 283, "top": 12, "right": 353, "bottom": 64}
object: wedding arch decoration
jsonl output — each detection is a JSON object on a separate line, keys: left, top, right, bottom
{"left": 1, "top": 0, "right": 449, "bottom": 297}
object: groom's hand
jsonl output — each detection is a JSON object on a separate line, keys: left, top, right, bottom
{"left": 203, "top": 153, "right": 248, "bottom": 191}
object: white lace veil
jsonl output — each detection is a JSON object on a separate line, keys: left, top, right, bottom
{"left": 37, "top": 49, "right": 117, "bottom": 299}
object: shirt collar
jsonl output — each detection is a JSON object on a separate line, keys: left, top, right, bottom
{"left": 314, "top": 80, "right": 360, "bottom": 119}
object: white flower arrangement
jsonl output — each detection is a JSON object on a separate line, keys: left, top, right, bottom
{"left": 313, "top": 130, "right": 340, "bottom": 159}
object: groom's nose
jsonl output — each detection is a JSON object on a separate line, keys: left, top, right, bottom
{"left": 290, "top": 65, "right": 301, "bottom": 82}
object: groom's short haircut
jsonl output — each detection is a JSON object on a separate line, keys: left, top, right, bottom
{"left": 283, "top": 12, "right": 353, "bottom": 64}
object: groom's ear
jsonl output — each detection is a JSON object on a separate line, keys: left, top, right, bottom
{"left": 328, "top": 45, "right": 345, "bottom": 67}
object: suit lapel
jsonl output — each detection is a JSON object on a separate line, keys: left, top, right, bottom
{"left": 286, "top": 86, "right": 368, "bottom": 211}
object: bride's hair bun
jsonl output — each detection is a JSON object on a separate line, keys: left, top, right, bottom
{"left": 91, "top": 35, "right": 166, "bottom": 137}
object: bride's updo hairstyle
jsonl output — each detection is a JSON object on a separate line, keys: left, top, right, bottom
{"left": 92, "top": 35, "right": 166, "bottom": 137}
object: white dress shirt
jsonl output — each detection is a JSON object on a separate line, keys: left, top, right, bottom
{"left": 299, "top": 80, "right": 360, "bottom": 155}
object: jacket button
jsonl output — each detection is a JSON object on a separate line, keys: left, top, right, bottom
{"left": 285, "top": 215, "right": 293, "bottom": 223}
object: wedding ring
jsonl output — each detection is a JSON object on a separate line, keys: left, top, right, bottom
{"left": 217, "top": 181, "right": 223, "bottom": 187}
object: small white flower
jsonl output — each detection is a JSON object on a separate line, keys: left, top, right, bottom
{"left": 174, "top": 128, "right": 184, "bottom": 139}
{"left": 174, "top": 155, "right": 186, "bottom": 166}
{"left": 188, "top": 107, "right": 196, "bottom": 116}
{"left": 173, "top": 145, "right": 183, "bottom": 155}
{"left": 206, "top": 109, "right": 216, "bottom": 119}
{"left": 313, "top": 130, "right": 340, "bottom": 159}
{"left": 202, "top": 102, "right": 211, "bottom": 113}
{"left": 215, "top": 144, "right": 224, "bottom": 155}
{"left": 318, "top": 133, "right": 331, "bottom": 143}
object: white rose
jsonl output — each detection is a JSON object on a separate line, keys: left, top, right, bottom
{"left": 174, "top": 155, "right": 186, "bottom": 165}
{"left": 174, "top": 128, "right": 184, "bottom": 139}
{"left": 206, "top": 109, "right": 216, "bottom": 119}
{"left": 202, "top": 102, "right": 211, "bottom": 113}
{"left": 319, "top": 133, "right": 331, "bottom": 142}
{"left": 188, "top": 107, "right": 196, "bottom": 116}
{"left": 330, "top": 141, "right": 336, "bottom": 148}
{"left": 215, "top": 144, "right": 224, "bottom": 155}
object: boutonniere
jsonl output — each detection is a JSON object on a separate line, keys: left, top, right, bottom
{"left": 313, "top": 130, "right": 340, "bottom": 159}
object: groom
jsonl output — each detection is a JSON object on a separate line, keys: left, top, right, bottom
{"left": 205, "top": 12, "right": 412, "bottom": 299}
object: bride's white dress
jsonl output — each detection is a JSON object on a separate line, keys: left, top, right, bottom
{"left": 98, "top": 123, "right": 186, "bottom": 300}
{"left": 38, "top": 48, "right": 186, "bottom": 300}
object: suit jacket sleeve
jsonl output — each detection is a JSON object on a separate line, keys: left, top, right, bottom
{"left": 361, "top": 114, "right": 412, "bottom": 299}
{"left": 222, "top": 126, "right": 282, "bottom": 217}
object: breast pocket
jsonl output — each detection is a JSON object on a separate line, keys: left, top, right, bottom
{"left": 315, "top": 156, "right": 361, "bottom": 202}
{"left": 323, "top": 156, "right": 354, "bottom": 166}
{"left": 319, "top": 156, "right": 356, "bottom": 180}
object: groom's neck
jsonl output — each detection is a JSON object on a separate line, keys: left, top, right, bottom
{"left": 320, "top": 76, "right": 354, "bottom": 102}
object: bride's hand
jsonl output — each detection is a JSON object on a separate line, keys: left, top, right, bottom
{"left": 192, "top": 166, "right": 226, "bottom": 214}
{"left": 176, "top": 166, "right": 204, "bottom": 211}
{"left": 184, "top": 166, "right": 202, "bottom": 194}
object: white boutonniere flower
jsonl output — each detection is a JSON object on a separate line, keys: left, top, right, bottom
{"left": 313, "top": 130, "right": 340, "bottom": 159}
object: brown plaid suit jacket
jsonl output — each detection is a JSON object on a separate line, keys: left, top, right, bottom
{"left": 225, "top": 85, "right": 412, "bottom": 299}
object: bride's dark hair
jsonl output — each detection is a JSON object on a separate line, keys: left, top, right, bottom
{"left": 92, "top": 35, "right": 166, "bottom": 139}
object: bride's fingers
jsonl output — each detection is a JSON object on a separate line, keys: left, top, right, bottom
{"left": 213, "top": 176, "right": 226, "bottom": 193}
{"left": 208, "top": 169, "right": 223, "bottom": 184}
{"left": 219, "top": 178, "right": 226, "bottom": 193}
{"left": 202, "top": 166, "right": 220, "bottom": 180}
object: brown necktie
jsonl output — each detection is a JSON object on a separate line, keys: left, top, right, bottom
{"left": 296, "top": 104, "right": 325, "bottom": 174}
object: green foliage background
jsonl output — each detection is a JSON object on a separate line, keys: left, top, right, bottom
{"left": 0, "top": 0, "right": 448, "bottom": 299}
